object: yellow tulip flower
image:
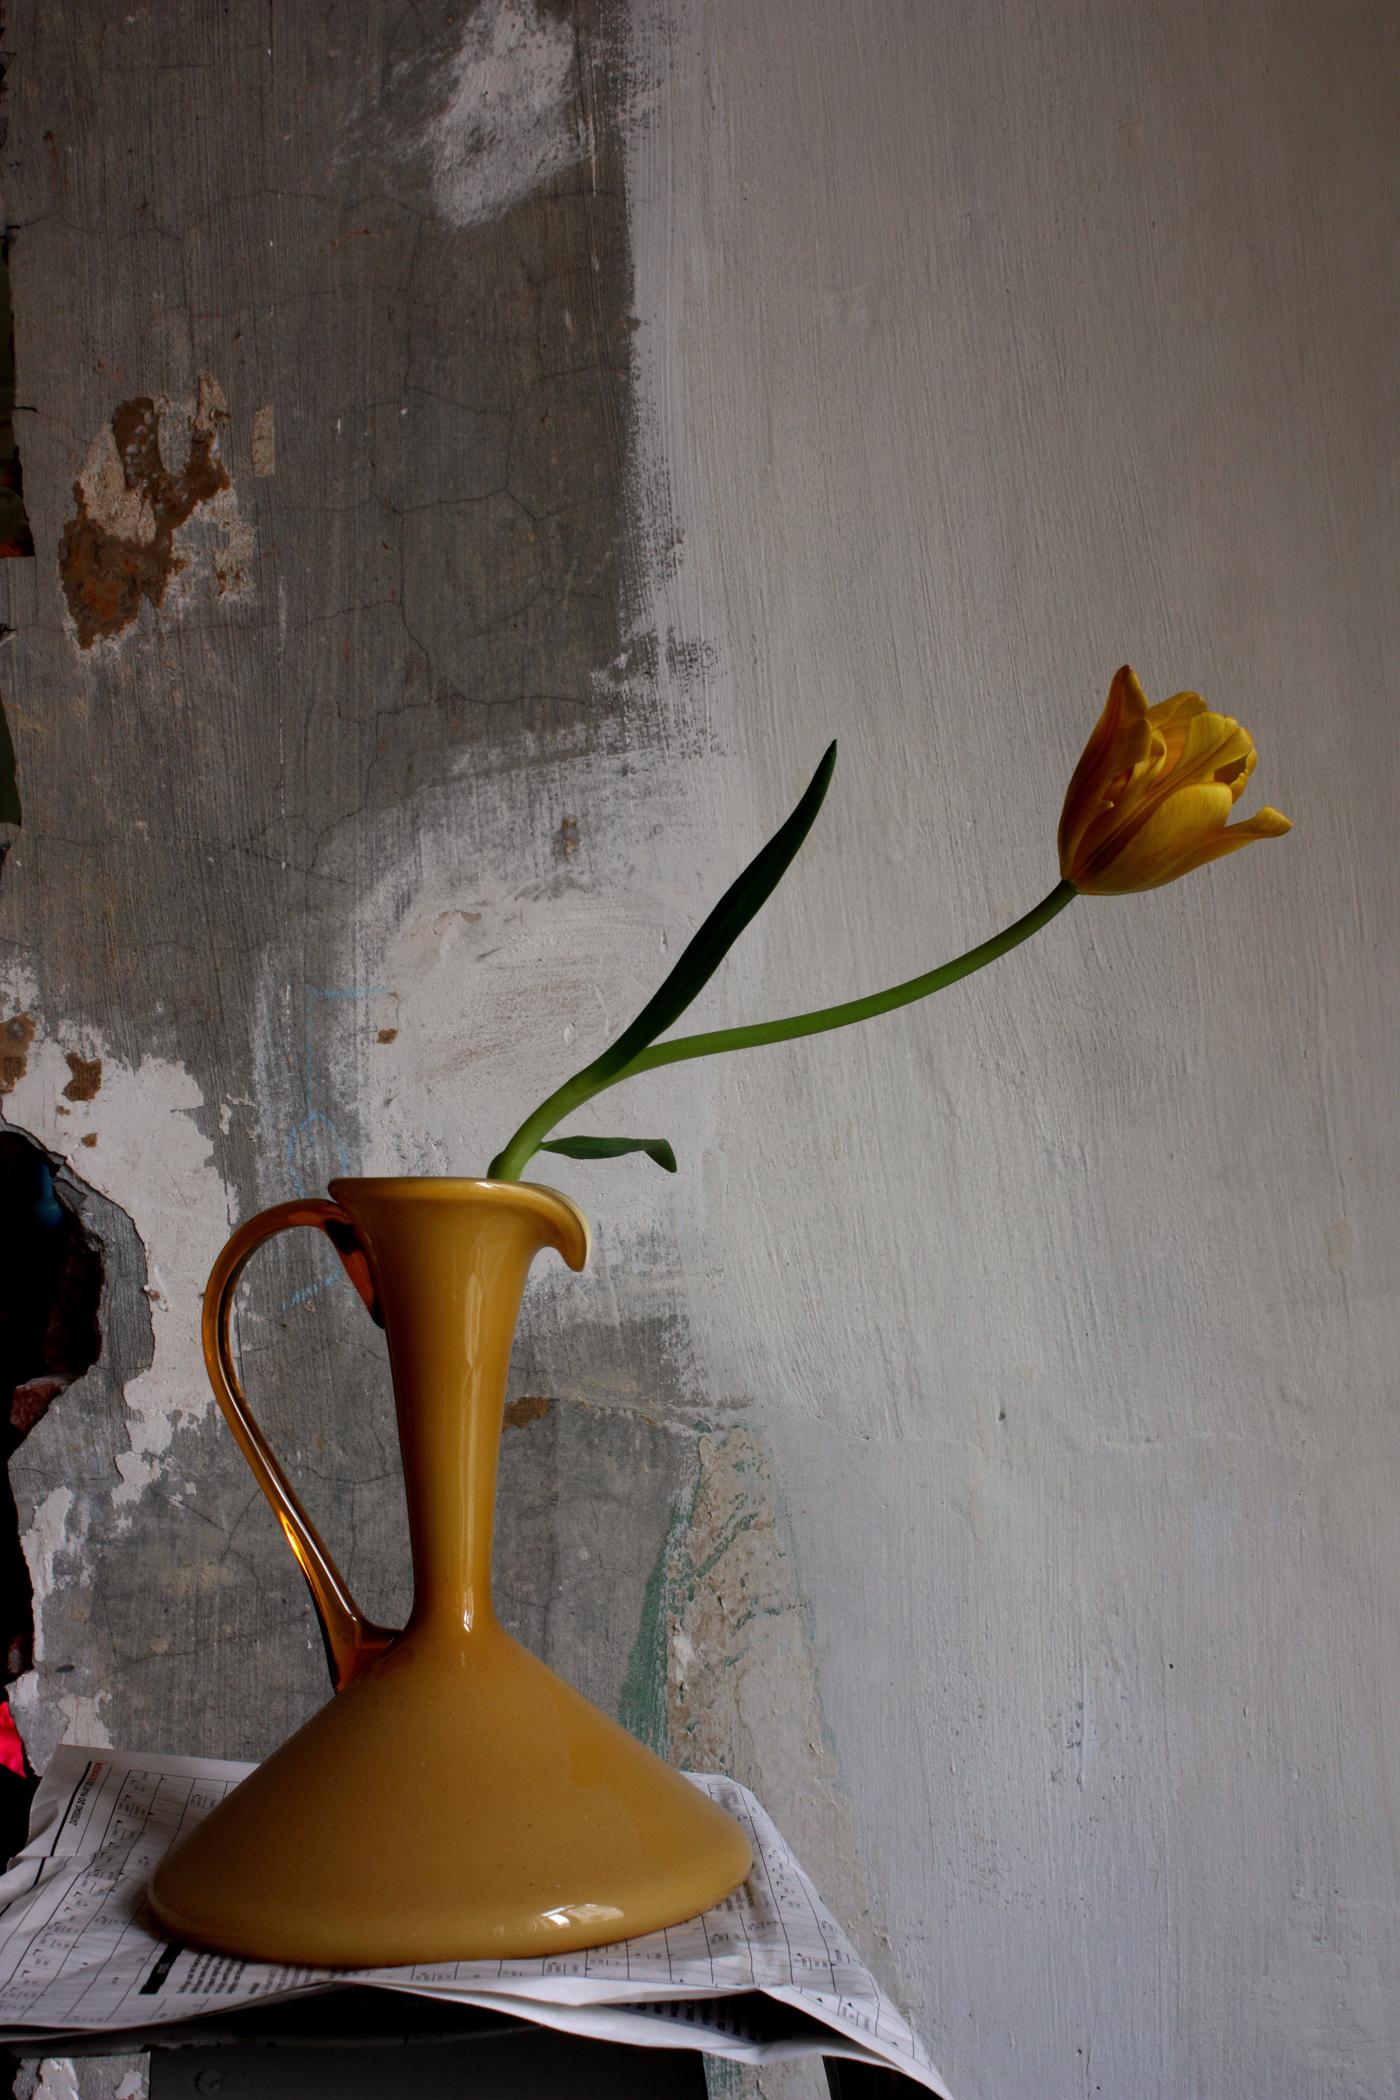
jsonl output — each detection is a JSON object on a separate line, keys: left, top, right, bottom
{"left": 1058, "top": 666, "right": 1291, "bottom": 895}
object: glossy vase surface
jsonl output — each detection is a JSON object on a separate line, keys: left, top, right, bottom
{"left": 147, "top": 1177, "right": 752, "bottom": 1966}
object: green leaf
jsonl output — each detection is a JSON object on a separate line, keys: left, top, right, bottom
{"left": 539, "top": 1135, "right": 678, "bottom": 1173}
{"left": 485, "top": 741, "right": 838, "bottom": 1182}
{"left": 0, "top": 694, "right": 20, "bottom": 827}
{"left": 589, "top": 740, "right": 837, "bottom": 1084}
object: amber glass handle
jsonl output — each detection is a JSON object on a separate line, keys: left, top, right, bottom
{"left": 202, "top": 1199, "right": 397, "bottom": 1693}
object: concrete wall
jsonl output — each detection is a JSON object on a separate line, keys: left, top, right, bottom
{"left": 2, "top": 3, "right": 1395, "bottom": 2096}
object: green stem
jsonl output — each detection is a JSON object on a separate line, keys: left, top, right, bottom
{"left": 488, "top": 879, "right": 1077, "bottom": 1181}
{"left": 487, "top": 1058, "right": 635, "bottom": 1184}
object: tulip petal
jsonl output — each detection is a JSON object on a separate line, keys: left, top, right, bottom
{"left": 1083, "top": 788, "right": 1291, "bottom": 893}
{"left": 1221, "top": 746, "right": 1257, "bottom": 802}
{"left": 1147, "top": 691, "right": 1207, "bottom": 729}
{"left": 1156, "top": 709, "right": 1255, "bottom": 794}
{"left": 1077, "top": 710, "right": 1254, "bottom": 874}
{"left": 1080, "top": 783, "right": 1236, "bottom": 893}
{"left": 1175, "top": 803, "right": 1292, "bottom": 872}
{"left": 1057, "top": 667, "right": 1153, "bottom": 875}
{"left": 1147, "top": 691, "right": 1207, "bottom": 766}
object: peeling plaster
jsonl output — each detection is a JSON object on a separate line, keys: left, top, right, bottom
{"left": 58, "top": 375, "right": 254, "bottom": 648}
{"left": 426, "top": 0, "right": 584, "bottom": 228}
{"left": 0, "top": 971, "right": 230, "bottom": 1513}
{"left": 53, "top": 1690, "right": 112, "bottom": 1751}
{"left": 20, "top": 1486, "right": 74, "bottom": 1624}
{"left": 15, "top": 2057, "right": 147, "bottom": 2100}
{"left": 10, "top": 1487, "right": 114, "bottom": 1750}
{"left": 24, "top": 2062, "right": 79, "bottom": 2100}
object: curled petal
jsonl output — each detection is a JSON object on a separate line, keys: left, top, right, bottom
{"left": 1147, "top": 691, "right": 1207, "bottom": 768}
{"left": 1175, "top": 803, "right": 1292, "bottom": 872}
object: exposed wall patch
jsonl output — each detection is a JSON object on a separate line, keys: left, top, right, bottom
{"left": 251, "top": 403, "right": 275, "bottom": 477}
{"left": 0, "top": 1133, "right": 102, "bottom": 1685}
{"left": 0, "top": 980, "right": 228, "bottom": 1517}
{"left": 61, "top": 1053, "right": 101, "bottom": 1103}
{"left": 58, "top": 375, "right": 254, "bottom": 649}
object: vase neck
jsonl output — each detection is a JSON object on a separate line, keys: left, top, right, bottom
{"left": 328, "top": 1179, "right": 588, "bottom": 1637}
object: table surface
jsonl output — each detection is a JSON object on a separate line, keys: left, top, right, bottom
{"left": 1, "top": 1983, "right": 920, "bottom": 2095}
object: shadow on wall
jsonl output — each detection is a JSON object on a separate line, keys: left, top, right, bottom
{"left": 0, "top": 231, "right": 33, "bottom": 558}
{"left": 0, "top": 1134, "right": 103, "bottom": 1856}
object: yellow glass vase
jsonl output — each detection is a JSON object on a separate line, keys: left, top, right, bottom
{"left": 147, "top": 1177, "right": 752, "bottom": 1966}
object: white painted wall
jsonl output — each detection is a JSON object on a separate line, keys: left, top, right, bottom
{"left": 624, "top": 1, "right": 1398, "bottom": 2094}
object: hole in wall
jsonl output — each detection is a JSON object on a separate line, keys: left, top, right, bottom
{"left": 0, "top": 1131, "right": 103, "bottom": 1856}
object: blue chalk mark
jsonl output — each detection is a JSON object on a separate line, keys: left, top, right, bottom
{"left": 284, "top": 1108, "right": 351, "bottom": 1198}
{"left": 281, "top": 983, "right": 393, "bottom": 1198}
{"left": 281, "top": 1270, "right": 342, "bottom": 1314}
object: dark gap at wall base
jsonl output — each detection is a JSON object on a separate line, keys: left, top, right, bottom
{"left": 0, "top": 1133, "right": 103, "bottom": 1858}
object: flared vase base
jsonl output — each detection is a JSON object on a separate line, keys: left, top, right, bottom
{"left": 147, "top": 1626, "right": 752, "bottom": 1967}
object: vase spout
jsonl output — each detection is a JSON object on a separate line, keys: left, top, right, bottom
{"left": 326, "top": 1177, "right": 589, "bottom": 1637}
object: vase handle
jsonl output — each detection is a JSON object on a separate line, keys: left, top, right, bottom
{"left": 202, "top": 1199, "right": 397, "bottom": 1694}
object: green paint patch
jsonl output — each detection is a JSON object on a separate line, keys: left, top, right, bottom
{"left": 617, "top": 1470, "right": 699, "bottom": 1759}
{"left": 618, "top": 1436, "right": 776, "bottom": 1758}
{"left": 688, "top": 1504, "right": 759, "bottom": 1590}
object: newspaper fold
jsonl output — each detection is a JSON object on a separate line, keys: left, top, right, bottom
{"left": 0, "top": 1746, "right": 949, "bottom": 2092}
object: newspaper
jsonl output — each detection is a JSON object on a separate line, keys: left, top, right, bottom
{"left": 0, "top": 1746, "right": 950, "bottom": 2092}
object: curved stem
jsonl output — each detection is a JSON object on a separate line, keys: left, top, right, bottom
{"left": 630, "top": 879, "right": 1077, "bottom": 1070}
{"left": 488, "top": 1063, "right": 629, "bottom": 1183}
{"left": 488, "top": 880, "right": 1077, "bottom": 1180}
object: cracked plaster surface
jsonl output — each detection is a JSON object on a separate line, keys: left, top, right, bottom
{"left": 0, "top": 11, "right": 838, "bottom": 1908}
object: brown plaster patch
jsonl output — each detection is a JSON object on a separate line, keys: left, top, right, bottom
{"left": 504, "top": 1395, "right": 552, "bottom": 1429}
{"left": 376, "top": 1027, "right": 398, "bottom": 1044}
{"left": 0, "top": 1014, "right": 34, "bottom": 1093}
{"left": 58, "top": 376, "right": 248, "bottom": 647}
{"left": 62, "top": 1051, "right": 101, "bottom": 1101}
{"left": 80, "top": 1132, "right": 97, "bottom": 1148}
